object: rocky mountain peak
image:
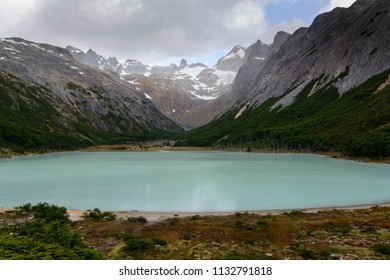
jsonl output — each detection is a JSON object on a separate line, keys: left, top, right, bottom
{"left": 86, "top": 49, "right": 97, "bottom": 55}
{"left": 273, "top": 31, "right": 290, "bottom": 45}
{"left": 107, "top": 57, "right": 119, "bottom": 65}
{"left": 215, "top": 45, "right": 246, "bottom": 72}
{"left": 180, "top": 59, "right": 187, "bottom": 68}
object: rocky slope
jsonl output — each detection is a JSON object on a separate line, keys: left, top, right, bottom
{"left": 67, "top": 45, "right": 247, "bottom": 128}
{"left": 0, "top": 38, "right": 181, "bottom": 152}
{"left": 230, "top": 0, "right": 389, "bottom": 114}
{"left": 180, "top": 0, "right": 390, "bottom": 158}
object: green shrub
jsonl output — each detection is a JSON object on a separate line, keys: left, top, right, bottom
{"left": 373, "top": 243, "right": 390, "bottom": 256}
{"left": 151, "top": 238, "right": 168, "bottom": 246}
{"left": 287, "top": 210, "right": 305, "bottom": 217}
{"left": 361, "top": 227, "right": 379, "bottom": 234}
{"left": 235, "top": 220, "right": 245, "bottom": 228}
{"left": 180, "top": 231, "right": 194, "bottom": 241}
{"left": 256, "top": 220, "right": 268, "bottom": 227}
{"left": 244, "top": 238, "right": 256, "bottom": 246}
{"left": 82, "top": 208, "right": 117, "bottom": 221}
{"left": 126, "top": 216, "right": 148, "bottom": 224}
{"left": 235, "top": 220, "right": 253, "bottom": 230}
{"left": 16, "top": 203, "right": 33, "bottom": 213}
{"left": 122, "top": 235, "right": 152, "bottom": 253}
{"left": 31, "top": 202, "right": 69, "bottom": 223}
{"left": 325, "top": 222, "right": 352, "bottom": 235}
{"left": 289, "top": 243, "right": 320, "bottom": 260}
{"left": 168, "top": 218, "right": 179, "bottom": 225}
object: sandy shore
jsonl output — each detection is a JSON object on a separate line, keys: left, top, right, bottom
{"left": 2, "top": 202, "right": 390, "bottom": 223}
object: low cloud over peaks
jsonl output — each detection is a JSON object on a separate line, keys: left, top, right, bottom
{"left": 0, "top": 0, "right": 338, "bottom": 65}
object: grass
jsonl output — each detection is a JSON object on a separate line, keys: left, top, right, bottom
{"left": 1, "top": 204, "right": 390, "bottom": 260}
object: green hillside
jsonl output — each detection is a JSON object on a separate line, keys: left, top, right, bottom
{"left": 0, "top": 72, "right": 175, "bottom": 155}
{"left": 178, "top": 70, "right": 390, "bottom": 159}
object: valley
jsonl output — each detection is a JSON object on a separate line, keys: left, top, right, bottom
{"left": 1, "top": 0, "right": 389, "bottom": 160}
{"left": 0, "top": 0, "right": 389, "bottom": 263}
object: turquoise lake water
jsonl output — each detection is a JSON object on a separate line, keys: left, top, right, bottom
{"left": 0, "top": 151, "right": 389, "bottom": 211}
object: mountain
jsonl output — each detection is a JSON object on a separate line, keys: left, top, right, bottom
{"left": 67, "top": 45, "right": 247, "bottom": 128}
{"left": 230, "top": 0, "right": 389, "bottom": 110}
{"left": 179, "top": 0, "right": 390, "bottom": 158}
{"left": 178, "top": 32, "right": 290, "bottom": 128}
{"left": 0, "top": 38, "right": 181, "bottom": 153}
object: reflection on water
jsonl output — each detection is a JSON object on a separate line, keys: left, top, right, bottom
{"left": 0, "top": 152, "right": 389, "bottom": 211}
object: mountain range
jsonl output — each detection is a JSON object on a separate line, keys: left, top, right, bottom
{"left": 66, "top": 44, "right": 247, "bottom": 128}
{"left": 0, "top": 0, "right": 389, "bottom": 158}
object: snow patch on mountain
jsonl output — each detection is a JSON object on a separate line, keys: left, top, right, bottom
{"left": 222, "top": 48, "right": 245, "bottom": 60}
{"left": 3, "top": 47, "right": 21, "bottom": 53}
{"left": 178, "top": 65, "right": 207, "bottom": 79}
{"left": 213, "top": 69, "right": 236, "bottom": 85}
{"left": 190, "top": 91, "right": 218, "bottom": 100}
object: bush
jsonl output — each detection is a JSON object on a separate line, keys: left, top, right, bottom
{"left": 180, "top": 231, "right": 194, "bottom": 241}
{"left": 244, "top": 238, "right": 256, "bottom": 246}
{"left": 235, "top": 220, "right": 253, "bottom": 230}
{"left": 191, "top": 215, "right": 201, "bottom": 220}
{"left": 126, "top": 216, "right": 148, "bottom": 224}
{"left": 82, "top": 208, "right": 117, "bottom": 221}
{"left": 151, "top": 238, "right": 168, "bottom": 246}
{"left": 325, "top": 222, "right": 352, "bottom": 235}
{"left": 235, "top": 220, "right": 245, "bottom": 228}
{"left": 168, "top": 218, "right": 179, "bottom": 225}
{"left": 122, "top": 235, "right": 152, "bottom": 253}
{"left": 286, "top": 210, "right": 305, "bottom": 217}
{"left": 361, "top": 227, "right": 379, "bottom": 234}
{"left": 373, "top": 244, "right": 390, "bottom": 256}
{"left": 16, "top": 203, "right": 33, "bottom": 213}
{"left": 289, "top": 243, "right": 319, "bottom": 260}
{"left": 256, "top": 220, "right": 268, "bottom": 227}
{"left": 31, "top": 203, "right": 69, "bottom": 223}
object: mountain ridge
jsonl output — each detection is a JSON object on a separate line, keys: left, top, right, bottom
{"left": 229, "top": 0, "right": 389, "bottom": 113}
{"left": 0, "top": 37, "right": 181, "bottom": 153}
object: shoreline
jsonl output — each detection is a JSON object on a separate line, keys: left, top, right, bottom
{"left": 2, "top": 202, "right": 390, "bottom": 223}
{"left": 1, "top": 145, "right": 389, "bottom": 164}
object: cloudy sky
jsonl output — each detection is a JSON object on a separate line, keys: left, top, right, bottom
{"left": 0, "top": 0, "right": 356, "bottom": 66}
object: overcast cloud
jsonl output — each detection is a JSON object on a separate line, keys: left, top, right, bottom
{"left": 0, "top": 0, "right": 356, "bottom": 65}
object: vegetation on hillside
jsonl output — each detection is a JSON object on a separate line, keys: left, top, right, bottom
{"left": 178, "top": 70, "right": 390, "bottom": 159}
{"left": 0, "top": 72, "right": 178, "bottom": 156}
{"left": 1, "top": 67, "right": 389, "bottom": 160}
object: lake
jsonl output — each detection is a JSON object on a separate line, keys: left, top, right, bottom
{"left": 0, "top": 151, "right": 389, "bottom": 212}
